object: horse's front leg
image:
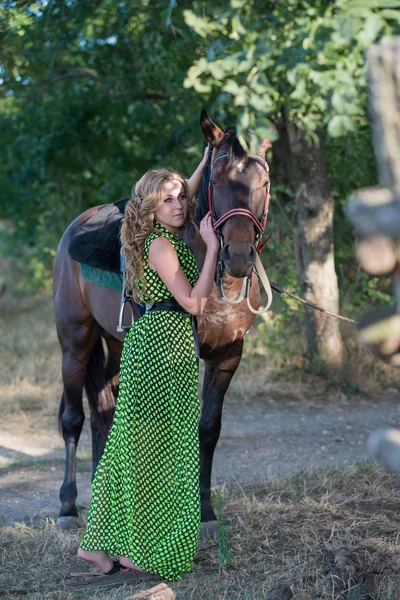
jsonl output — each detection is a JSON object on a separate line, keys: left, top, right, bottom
{"left": 199, "top": 339, "right": 243, "bottom": 538}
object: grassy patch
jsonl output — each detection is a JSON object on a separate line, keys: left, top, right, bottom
{"left": 1, "top": 464, "right": 400, "bottom": 599}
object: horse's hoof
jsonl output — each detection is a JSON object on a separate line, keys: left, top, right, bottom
{"left": 55, "top": 516, "right": 82, "bottom": 531}
{"left": 200, "top": 520, "right": 218, "bottom": 539}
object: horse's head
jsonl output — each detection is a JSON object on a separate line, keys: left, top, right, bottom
{"left": 198, "top": 110, "right": 271, "bottom": 279}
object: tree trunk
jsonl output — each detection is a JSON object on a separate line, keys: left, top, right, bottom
{"left": 282, "top": 122, "right": 343, "bottom": 369}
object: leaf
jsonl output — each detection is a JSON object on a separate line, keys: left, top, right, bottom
{"left": 380, "top": 8, "right": 400, "bottom": 21}
{"left": 310, "top": 69, "right": 335, "bottom": 89}
{"left": 249, "top": 93, "right": 272, "bottom": 112}
{"left": 357, "top": 13, "right": 385, "bottom": 46}
{"left": 183, "top": 10, "right": 210, "bottom": 37}
{"left": 255, "top": 125, "right": 278, "bottom": 141}
{"left": 348, "top": 0, "right": 381, "bottom": 7}
{"left": 223, "top": 79, "right": 244, "bottom": 96}
{"left": 378, "top": 0, "right": 400, "bottom": 6}
{"left": 331, "top": 89, "right": 360, "bottom": 115}
{"left": 328, "top": 115, "right": 356, "bottom": 137}
{"left": 230, "top": 14, "right": 246, "bottom": 38}
{"left": 208, "top": 61, "right": 226, "bottom": 79}
{"left": 287, "top": 67, "right": 299, "bottom": 87}
{"left": 290, "top": 78, "right": 306, "bottom": 100}
{"left": 347, "top": 6, "right": 374, "bottom": 16}
{"left": 239, "top": 110, "right": 250, "bottom": 129}
{"left": 334, "top": 15, "right": 360, "bottom": 43}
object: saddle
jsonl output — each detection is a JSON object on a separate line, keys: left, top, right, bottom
{"left": 68, "top": 198, "right": 129, "bottom": 273}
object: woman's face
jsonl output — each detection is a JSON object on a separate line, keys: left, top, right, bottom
{"left": 154, "top": 178, "right": 188, "bottom": 234}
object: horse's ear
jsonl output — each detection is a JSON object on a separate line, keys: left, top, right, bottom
{"left": 258, "top": 138, "right": 272, "bottom": 158}
{"left": 200, "top": 109, "right": 224, "bottom": 146}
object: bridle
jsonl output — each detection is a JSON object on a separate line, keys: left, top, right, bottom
{"left": 207, "top": 150, "right": 273, "bottom": 314}
{"left": 207, "top": 153, "right": 272, "bottom": 255}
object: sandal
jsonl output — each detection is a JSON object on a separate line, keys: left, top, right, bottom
{"left": 70, "top": 559, "right": 122, "bottom": 578}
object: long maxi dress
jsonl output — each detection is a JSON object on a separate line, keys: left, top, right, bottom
{"left": 80, "top": 221, "right": 201, "bottom": 581}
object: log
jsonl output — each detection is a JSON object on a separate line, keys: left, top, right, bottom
{"left": 123, "top": 583, "right": 175, "bottom": 600}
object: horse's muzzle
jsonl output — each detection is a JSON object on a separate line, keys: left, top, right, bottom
{"left": 221, "top": 242, "right": 256, "bottom": 278}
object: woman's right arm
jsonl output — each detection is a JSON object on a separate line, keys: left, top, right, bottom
{"left": 148, "top": 214, "right": 219, "bottom": 316}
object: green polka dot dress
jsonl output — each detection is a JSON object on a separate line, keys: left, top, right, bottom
{"left": 80, "top": 222, "right": 200, "bottom": 581}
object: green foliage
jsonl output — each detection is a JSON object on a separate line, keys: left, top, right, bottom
{"left": 184, "top": 0, "right": 400, "bottom": 141}
{"left": 0, "top": 0, "right": 396, "bottom": 345}
{"left": 183, "top": 0, "right": 399, "bottom": 346}
{"left": 0, "top": 1, "right": 211, "bottom": 288}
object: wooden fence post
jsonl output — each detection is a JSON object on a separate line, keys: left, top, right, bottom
{"left": 346, "top": 37, "right": 400, "bottom": 366}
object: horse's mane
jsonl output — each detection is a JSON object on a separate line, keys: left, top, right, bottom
{"left": 196, "top": 126, "right": 247, "bottom": 224}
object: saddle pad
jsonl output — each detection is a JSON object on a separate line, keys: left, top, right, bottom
{"left": 79, "top": 263, "right": 146, "bottom": 324}
{"left": 80, "top": 263, "right": 123, "bottom": 292}
{"left": 68, "top": 198, "right": 130, "bottom": 273}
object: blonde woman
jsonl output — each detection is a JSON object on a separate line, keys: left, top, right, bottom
{"left": 78, "top": 150, "right": 219, "bottom": 581}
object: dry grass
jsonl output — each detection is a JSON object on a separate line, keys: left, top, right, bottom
{"left": 1, "top": 257, "right": 400, "bottom": 598}
{"left": 1, "top": 289, "right": 398, "bottom": 433}
{"left": 0, "top": 292, "right": 62, "bottom": 432}
{"left": 1, "top": 463, "right": 400, "bottom": 599}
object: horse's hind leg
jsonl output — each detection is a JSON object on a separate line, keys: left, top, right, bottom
{"left": 90, "top": 333, "right": 121, "bottom": 475}
{"left": 57, "top": 322, "right": 100, "bottom": 529}
{"left": 199, "top": 339, "right": 244, "bottom": 538}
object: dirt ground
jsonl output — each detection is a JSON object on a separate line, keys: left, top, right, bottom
{"left": 1, "top": 384, "right": 400, "bottom": 527}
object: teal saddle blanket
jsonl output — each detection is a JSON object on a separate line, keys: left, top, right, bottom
{"left": 80, "top": 263, "right": 123, "bottom": 292}
{"left": 80, "top": 263, "right": 146, "bottom": 318}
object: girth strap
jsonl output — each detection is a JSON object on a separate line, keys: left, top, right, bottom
{"left": 146, "top": 298, "right": 190, "bottom": 315}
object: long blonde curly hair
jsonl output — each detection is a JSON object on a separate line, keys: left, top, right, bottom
{"left": 121, "top": 168, "right": 197, "bottom": 303}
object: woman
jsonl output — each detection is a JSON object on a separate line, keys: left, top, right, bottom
{"left": 78, "top": 151, "right": 219, "bottom": 581}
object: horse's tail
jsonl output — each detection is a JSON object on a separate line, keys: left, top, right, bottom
{"left": 84, "top": 337, "right": 117, "bottom": 440}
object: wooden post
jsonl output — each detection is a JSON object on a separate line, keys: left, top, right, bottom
{"left": 346, "top": 37, "right": 400, "bottom": 366}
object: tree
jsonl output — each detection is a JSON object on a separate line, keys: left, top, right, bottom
{"left": 0, "top": 0, "right": 209, "bottom": 287}
{"left": 182, "top": 0, "right": 400, "bottom": 369}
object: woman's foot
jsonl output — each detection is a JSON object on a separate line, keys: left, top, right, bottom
{"left": 119, "top": 556, "right": 145, "bottom": 572}
{"left": 77, "top": 548, "right": 117, "bottom": 574}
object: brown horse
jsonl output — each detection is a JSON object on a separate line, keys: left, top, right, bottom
{"left": 53, "top": 110, "right": 271, "bottom": 536}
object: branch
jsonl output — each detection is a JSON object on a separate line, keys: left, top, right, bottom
{"left": 37, "top": 69, "right": 169, "bottom": 101}
{"left": 41, "top": 68, "right": 101, "bottom": 84}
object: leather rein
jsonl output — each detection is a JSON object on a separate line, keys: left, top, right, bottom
{"left": 208, "top": 152, "right": 273, "bottom": 314}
